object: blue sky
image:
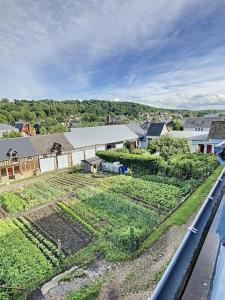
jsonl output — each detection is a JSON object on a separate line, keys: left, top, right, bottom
{"left": 1, "top": 0, "right": 225, "bottom": 109}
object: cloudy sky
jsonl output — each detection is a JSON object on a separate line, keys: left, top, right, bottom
{"left": 1, "top": 0, "right": 225, "bottom": 109}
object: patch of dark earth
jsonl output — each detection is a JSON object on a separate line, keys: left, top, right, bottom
{"left": 26, "top": 205, "right": 92, "bottom": 255}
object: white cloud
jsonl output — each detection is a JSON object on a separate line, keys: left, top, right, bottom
{"left": 0, "top": 0, "right": 224, "bottom": 109}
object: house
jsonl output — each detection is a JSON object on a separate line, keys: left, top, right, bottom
{"left": 183, "top": 117, "right": 222, "bottom": 132}
{"left": 187, "top": 120, "right": 225, "bottom": 154}
{"left": 29, "top": 133, "right": 74, "bottom": 173}
{"left": 15, "top": 121, "right": 34, "bottom": 136}
{"left": 82, "top": 156, "right": 104, "bottom": 173}
{"left": 146, "top": 122, "right": 168, "bottom": 140}
{"left": 161, "top": 119, "right": 173, "bottom": 131}
{"left": 65, "top": 124, "right": 144, "bottom": 165}
{"left": 208, "top": 120, "right": 225, "bottom": 152}
{"left": 189, "top": 133, "right": 212, "bottom": 153}
{"left": 0, "top": 124, "right": 18, "bottom": 137}
{"left": 0, "top": 137, "right": 39, "bottom": 182}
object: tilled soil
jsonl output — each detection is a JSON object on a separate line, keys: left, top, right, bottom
{"left": 26, "top": 205, "right": 92, "bottom": 255}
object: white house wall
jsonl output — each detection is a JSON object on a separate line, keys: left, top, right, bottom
{"left": 96, "top": 145, "right": 105, "bottom": 151}
{"left": 85, "top": 148, "right": 96, "bottom": 159}
{"left": 184, "top": 127, "right": 210, "bottom": 132}
{"left": 115, "top": 143, "right": 123, "bottom": 149}
{"left": 39, "top": 157, "right": 56, "bottom": 173}
{"left": 72, "top": 150, "right": 84, "bottom": 165}
{"left": 57, "top": 154, "right": 69, "bottom": 169}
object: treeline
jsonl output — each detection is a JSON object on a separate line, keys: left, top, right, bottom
{"left": 0, "top": 98, "right": 220, "bottom": 133}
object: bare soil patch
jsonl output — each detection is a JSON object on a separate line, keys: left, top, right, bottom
{"left": 26, "top": 205, "right": 92, "bottom": 255}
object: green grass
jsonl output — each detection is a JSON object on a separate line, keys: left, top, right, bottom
{"left": 135, "top": 166, "right": 223, "bottom": 257}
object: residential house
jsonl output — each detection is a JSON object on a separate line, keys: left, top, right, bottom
{"left": 183, "top": 117, "right": 222, "bottom": 132}
{"left": 65, "top": 124, "right": 145, "bottom": 165}
{"left": 146, "top": 122, "right": 168, "bottom": 140}
{"left": 15, "top": 121, "right": 34, "bottom": 136}
{"left": 166, "top": 131, "right": 209, "bottom": 153}
{"left": 29, "top": 133, "right": 74, "bottom": 173}
{"left": 182, "top": 120, "right": 225, "bottom": 154}
{"left": 0, "top": 137, "right": 39, "bottom": 182}
{"left": 0, "top": 124, "right": 18, "bottom": 137}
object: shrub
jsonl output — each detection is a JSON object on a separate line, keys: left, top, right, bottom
{"left": 148, "top": 135, "right": 191, "bottom": 160}
{"left": 97, "top": 150, "right": 164, "bottom": 175}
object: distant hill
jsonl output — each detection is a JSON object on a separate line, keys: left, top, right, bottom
{"left": 0, "top": 98, "right": 222, "bottom": 133}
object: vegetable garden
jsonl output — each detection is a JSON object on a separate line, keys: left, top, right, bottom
{"left": 0, "top": 153, "right": 220, "bottom": 299}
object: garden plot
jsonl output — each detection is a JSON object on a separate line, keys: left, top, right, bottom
{"left": 26, "top": 205, "right": 92, "bottom": 255}
{"left": 101, "top": 175, "right": 181, "bottom": 211}
{"left": 0, "top": 219, "right": 53, "bottom": 300}
{"left": 60, "top": 187, "right": 158, "bottom": 254}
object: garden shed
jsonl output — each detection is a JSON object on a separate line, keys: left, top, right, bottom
{"left": 82, "top": 156, "right": 104, "bottom": 173}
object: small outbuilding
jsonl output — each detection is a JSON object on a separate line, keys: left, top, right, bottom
{"left": 82, "top": 156, "right": 104, "bottom": 173}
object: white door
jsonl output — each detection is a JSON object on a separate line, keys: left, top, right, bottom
{"left": 72, "top": 150, "right": 84, "bottom": 165}
{"left": 57, "top": 155, "right": 69, "bottom": 169}
{"left": 40, "top": 157, "right": 55, "bottom": 173}
{"left": 85, "top": 148, "right": 96, "bottom": 159}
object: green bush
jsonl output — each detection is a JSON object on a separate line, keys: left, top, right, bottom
{"left": 97, "top": 150, "right": 164, "bottom": 175}
{"left": 148, "top": 135, "right": 191, "bottom": 160}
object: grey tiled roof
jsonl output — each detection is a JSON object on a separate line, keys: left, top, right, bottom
{"left": 208, "top": 121, "right": 225, "bottom": 139}
{"left": 126, "top": 123, "right": 145, "bottom": 138}
{"left": 0, "top": 137, "right": 37, "bottom": 161}
{"left": 184, "top": 117, "right": 222, "bottom": 128}
{"left": 29, "top": 133, "right": 74, "bottom": 155}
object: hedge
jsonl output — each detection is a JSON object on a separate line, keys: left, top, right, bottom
{"left": 97, "top": 150, "right": 219, "bottom": 180}
{"left": 97, "top": 150, "right": 164, "bottom": 175}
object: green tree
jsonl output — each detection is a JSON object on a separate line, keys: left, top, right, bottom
{"left": 148, "top": 136, "right": 190, "bottom": 160}
{"left": 2, "top": 131, "right": 22, "bottom": 139}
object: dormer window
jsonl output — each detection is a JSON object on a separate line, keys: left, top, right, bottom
{"left": 51, "top": 142, "right": 62, "bottom": 154}
{"left": 6, "top": 148, "right": 18, "bottom": 162}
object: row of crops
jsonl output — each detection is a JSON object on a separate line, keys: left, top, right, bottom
{"left": 0, "top": 174, "right": 98, "bottom": 215}
{"left": 0, "top": 219, "right": 55, "bottom": 299}
{"left": 58, "top": 187, "right": 158, "bottom": 255}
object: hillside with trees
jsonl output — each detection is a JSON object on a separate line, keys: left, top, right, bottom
{"left": 0, "top": 98, "right": 221, "bottom": 134}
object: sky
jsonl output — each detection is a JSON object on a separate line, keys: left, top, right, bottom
{"left": 1, "top": 0, "right": 225, "bottom": 110}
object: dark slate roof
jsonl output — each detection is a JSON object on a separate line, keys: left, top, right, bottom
{"left": 146, "top": 122, "right": 166, "bottom": 137}
{"left": 0, "top": 137, "right": 38, "bottom": 161}
{"left": 29, "top": 133, "right": 74, "bottom": 155}
{"left": 82, "top": 156, "right": 104, "bottom": 165}
{"left": 184, "top": 117, "right": 222, "bottom": 128}
{"left": 126, "top": 123, "right": 145, "bottom": 138}
{"left": 208, "top": 121, "right": 225, "bottom": 139}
